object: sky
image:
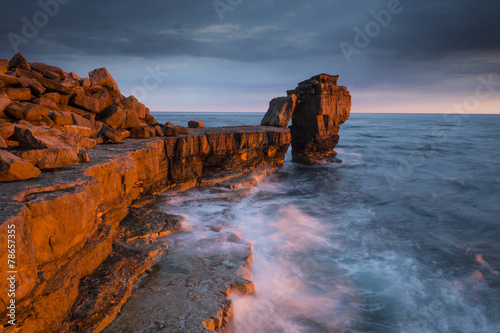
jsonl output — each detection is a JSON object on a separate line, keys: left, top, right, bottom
{"left": 1, "top": 0, "right": 499, "bottom": 113}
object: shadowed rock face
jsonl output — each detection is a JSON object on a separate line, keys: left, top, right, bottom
{"left": 290, "top": 74, "right": 351, "bottom": 164}
{"left": 260, "top": 74, "right": 351, "bottom": 165}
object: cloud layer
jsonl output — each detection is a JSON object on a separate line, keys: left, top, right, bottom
{"left": 1, "top": 0, "right": 499, "bottom": 112}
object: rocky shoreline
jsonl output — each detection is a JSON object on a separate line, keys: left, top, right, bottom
{"left": 0, "top": 53, "right": 350, "bottom": 332}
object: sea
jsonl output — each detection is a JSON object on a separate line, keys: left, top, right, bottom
{"left": 151, "top": 112, "right": 500, "bottom": 333}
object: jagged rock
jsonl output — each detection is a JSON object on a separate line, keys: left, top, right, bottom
{"left": 53, "top": 125, "right": 93, "bottom": 138}
{"left": 5, "top": 140, "right": 19, "bottom": 147}
{"left": 162, "top": 125, "right": 178, "bottom": 137}
{"left": 13, "top": 124, "right": 80, "bottom": 150}
{"left": 0, "top": 149, "right": 41, "bottom": 181}
{"left": 0, "top": 73, "right": 20, "bottom": 85}
{"left": 16, "top": 147, "right": 80, "bottom": 170}
{"left": 81, "top": 77, "right": 91, "bottom": 87}
{"left": 33, "top": 97, "right": 58, "bottom": 110}
{"left": 9, "top": 53, "right": 31, "bottom": 71}
{"left": 0, "top": 136, "right": 6, "bottom": 148}
{"left": 70, "top": 93, "right": 100, "bottom": 113}
{"left": 59, "top": 94, "right": 71, "bottom": 105}
{"left": 79, "top": 137, "right": 97, "bottom": 150}
{"left": 288, "top": 74, "right": 351, "bottom": 164}
{"left": 39, "top": 116, "right": 54, "bottom": 127}
{"left": 0, "top": 97, "right": 11, "bottom": 114}
{"left": 14, "top": 68, "right": 74, "bottom": 95}
{"left": 23, "top": 77, "right": 46, "bottom": 96}
{"left": 78, "top": 150, "right": 89, "bottom": 163}
{"left": 98, "top": 104, "right": 126, "bottom": 130}
{"left": 122, "top": 96, "right": 146, "bottom": 119}
{"left": 144, "top": 113, "right": 158, "bottom": 126}
{"left": 6, "top": 102, "right": 50, "bottom": 121}
{"left": 90, "top": 86, "right": 114, "bottom": 112}
{"left": 0, "top": 122, "right": 15, "bottom": 139}
{"left": 124, "top": 109, "right": 145, "bottom": 128}
{"left": 0, "top": 87, "right": 31, "bottom": 101}
{"left": 261, "top": 94, "right": 297, "bottom": 128}
{"left": 71, "top": 113, "right": 93, "bottom": 129}
{"left": 0, "top": 59, "right": 8, "bottom": 73}
{"left": 41, "top": 92, "right": 61, "bottom": 104}
{"left": 175, "top": 126, "right": 189, "bottom": 135}
{"left": 30, "top": 62, "right": 64, "bottom": 80}
{"left": 52, "top": 111, "right": 74, "bottom": 125}
{"left": 99, "top": 124, "right": 129, "bottom": 143}
{"left": 88, "top": 68, "right": 120, "bottom": 94}
{"left": 70, "top": 72, "right": 81, "bottom": 80}
{"left": 130, "top": 126, "right": 156, "bottom": 139}
{"left": 57, "top": 104, "right": 93, "bottom": 117}
{"left": 188, "top": 120, "right": 205, "bottom": 128}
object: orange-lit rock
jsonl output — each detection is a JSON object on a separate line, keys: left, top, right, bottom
{"left": 0, "top": 149, "right": 41, "bottom": 181}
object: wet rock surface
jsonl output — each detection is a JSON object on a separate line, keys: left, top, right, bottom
{"left": 0, "top": 126, "right": 289, "bottom": 332}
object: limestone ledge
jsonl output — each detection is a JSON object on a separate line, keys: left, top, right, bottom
{"left": 0, "top": 125, "right": 291, "bottom": 332}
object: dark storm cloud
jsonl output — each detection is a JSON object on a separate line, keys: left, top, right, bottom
{"left": 0, "top": 0, "right": 498, "bottom": 111}
{"left": 2, "top": 0, "right": 498, "bottom": 63}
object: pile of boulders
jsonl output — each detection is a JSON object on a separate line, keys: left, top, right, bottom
{"left": 0, "top": 53, "right": 191, "bottom": 182}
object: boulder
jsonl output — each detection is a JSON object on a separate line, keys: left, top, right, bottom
{"left": 58, "top": 95, "right": 71, "bottom": 105}
{"left": 99, "top": 124, "right": 129, "bottom": 143}
{"left": 122, "top": 96, "right": 146, "bottom": 119}
{"left": 13, "top": 124, "right": 80, "bottom": 150}
{"left": 0, "top": 59, "right": 8, "bottom": 73}
{"left": 30, "top": 62, "right": 64, "bottom": 80}
{"left": 88, "top": 68, "right": 120, "bottom": 94}
{"left": 162, "top": 125, "right": 178, "bottom": 137}
{"left": 0, "top": 87, "right": 31, "bottom": 101}
{"left": 53, "top": 125, "right": 92, "bottom": 138}
{"left": 175, "top": 126, "right": 189, "bottom": 135}
{"left": 71, "top": 113, "right": 93, "bottom": 128}
{"left": 123, "top": 109, "right": 144, "bottom": 128}
{"left": 188, "top": 120, "right": 205, "bottom": 129}
{"left": 0, "top": 136, "right": 6, "bottom": 148}
{"left": 90, "top": 86, "right": 114, "bottom": 112}
{"left": 81, "top": 78, "right": 91, "bottom": 87}
{"left": 13, "top": 68, "right": 74, "bottom": 95}
{"left": 0, "top": 97, "right": 11, "bottom": 114}
{"left": 70, "top": 93, "right": 100, "bottom": 113}
{"left": 78, "top": 150, "right": 89, "bottom": 163}
{"left": 57, "top": 104, "right": 93, "bottom": 117}
{"left": 98, "top": 104, "right": 126, "bottom": 130}
{"left": 0, "top": 149, "right": 41, "bottom": 181}
{"left": 33, "top": 97, "right": 58, "bottom": 110}
{"left": 130, "top": 126, "right": 156, "bottom": 139}
{"left": 41, "top": 92, "right": 61, "bottom": 104}
{"left": 79, "top": 137, "right": 97, "bottom": 150}
{"left": 6, "top": 102, "right": 50, "bottom": 121}
{"left": 23, "top": 77, "right": 47, "bottom": 96}
{"left": 9, "top": 53, "right": 31, "bottom": 71}
{"left": 0, "top": 73, "right": 20, "bottom": 85}
{"left": 16, "top": 147, "right": 80, "bottom": 170}
{"left": 289, "top": 74, "right": 351, "bottom": 164}
{"left": 260, "top": 94, "right": 297, "bottom": 128}
{"left": 144, "top": 113, "right": 158, "bottom": 126}
{"left": 0, "top": 122, "right": 15, "bottom": 139}
{"left": 52, "top": 111, "right": 74, "bottom": 125}
{"left": 70, "top": 72, "right": 81, "bottom": 80}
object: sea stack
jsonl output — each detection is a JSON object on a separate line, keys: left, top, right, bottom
{"left": 261, "top": 74, "right": 351, "bottom": 164}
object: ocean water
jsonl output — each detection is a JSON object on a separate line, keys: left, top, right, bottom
{"left": 152, "top": 112, "right": 500, "bottom": 333}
